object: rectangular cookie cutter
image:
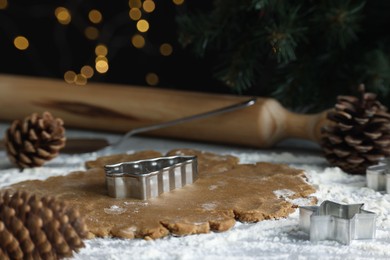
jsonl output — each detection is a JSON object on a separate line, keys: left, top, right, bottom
{"left": 366, "top": 159, "right": 390, "bottom": 193}
{"left": 299, "top": 200, "right": 376, "bottom": 245}
{"left": 104, "top": 155, "right": 198, "bottom": 200}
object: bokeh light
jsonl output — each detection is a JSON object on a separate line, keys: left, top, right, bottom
{"left": 172, "top": 0, "right": 184, "bottom": 5}
{"left": 13, "top": 36, "right": 29, "bottom": 50}
{"left": 81, "top": 65, "right": 94, "bottom": 78}
{"left": 55, "top": 7, "right": 71, "bottom": 25}
{"left": 85, "top": 26, "right": 99, "bottom": 40}
{"left": 143, "top": 0, "right": 155, "bottom": 13}
{"left": 146, "top": 73, "right": 159, "bottom": 86}
{"left": 160, "top": 43, "right": 173, "bottom": 56}
{"left": 88, "top": 9, "right": 102, "bottom": 24}
{"left": 136, "top": 19, "right": 149, "bottom": 32}
{"left": 95, "top": 55, "right": 108, "bottom": 63}
{"left": 129, "top": 0, "right": 141, "bottom": 8}
{"left": 64, "top": 71, "right": 77, "bottom": 84}
{"left": 95, "top": 44, "right": 108, "bottom": 56}
{"left": 75, "top": 74, "right": 87, "bottom": 85}
{"left": 131, "top": 34, "right": 145, "bottom": 48}
{"left": 96, "top": 60, "right": 109, "bottom": 73}
{"left": 129, "top": 8, "right": 142, "bottom": 20}
{"left": 0, "top": 0, "right": 8, "bottom": 9}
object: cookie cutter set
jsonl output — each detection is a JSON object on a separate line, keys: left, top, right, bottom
{"left": 299, "top": 200, "right": 376, "bottom": 244}
{"left": 105, "top": 155, "right": 198, "bottom": 200}
{"left": 366, "top": 159, "right": 390, "bottom": 193}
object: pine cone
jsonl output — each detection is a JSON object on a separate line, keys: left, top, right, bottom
{"left": 0, "top": 191, "right": 88, "bottom": 259}
{"left": 321, "top": 84, "right": 390, "bottom": 174}
{"left": 3, "top": 112, "right": 66, "bottom": 169}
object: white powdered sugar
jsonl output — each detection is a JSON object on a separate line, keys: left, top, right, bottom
{"left": 1, "top": 146, "right": 390, "bottom": 260}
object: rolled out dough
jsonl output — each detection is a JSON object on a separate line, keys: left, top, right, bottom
{"left": 5, "top": 149, "right": 316, "bottom": 240}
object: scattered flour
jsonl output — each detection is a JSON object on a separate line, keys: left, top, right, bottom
{"left": 1, "top": 149, "right": 390, "bottom": 260}
{"left": 273, "top": 189, "right": 296, "bottom": 198}
{"left": 103, "top": 205, "right": 127, "bottom": 215}
{"left": 202, "top": 202, "right": 218, "bottom": 211}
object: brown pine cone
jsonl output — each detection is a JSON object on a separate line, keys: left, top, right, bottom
{"left": 3, "top": 112, "right": 66, "bottom": 169}
{"left": 0, "top": 191, "right": 88, "bottom": 259}
{"left": 321, "top": 84, "right": 390, "bottom": 174}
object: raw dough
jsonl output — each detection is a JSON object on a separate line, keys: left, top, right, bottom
{"left": 5, "top": 149, "right": 316, "bottom": 240}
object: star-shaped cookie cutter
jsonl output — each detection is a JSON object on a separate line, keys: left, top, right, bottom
{"left": 299, "top": 200, "right": 376, "bottom": 244}
{"left": 366, "top": 159, "right": 390, "bottom": 193}
{"left": 104, "top": 155, "right": 198, "bottom": 200}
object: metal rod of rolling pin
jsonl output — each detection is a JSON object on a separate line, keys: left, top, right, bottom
{"left": 110, "top": 97, "right": 257, "bottom": 150}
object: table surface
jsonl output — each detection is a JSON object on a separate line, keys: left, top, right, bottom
{"left": 1, "top": 123, "right": 390, "bottom": 260}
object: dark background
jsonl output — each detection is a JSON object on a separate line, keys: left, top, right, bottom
{"left": 0, "top": 0, "right": 229, "bottom": 93}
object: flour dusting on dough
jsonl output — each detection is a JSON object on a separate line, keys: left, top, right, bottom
{"left": 124, "top": 201, "right": 149, "bottom": 206}
{"left": 202, "top": 202, "right": 217, "bottom": 211}
{"left": 104, "top": 205, "right": 127, "bottom": 215}
{"left": 209, "top": 185, "right": 218, "bottom": 190}
{"left": 273, "top": 189, "right": 295, "bottom": 198}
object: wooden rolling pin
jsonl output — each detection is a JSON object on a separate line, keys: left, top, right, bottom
{"left": 0, "top": 74, "right": 329, "bottom": 148}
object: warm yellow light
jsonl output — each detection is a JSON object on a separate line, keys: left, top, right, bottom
{"left": 85, "top": 26, "right": 99, "bottom": 40}
{"left": 129, "top": 0, "right": 141, "bottom": 8}
{"left": 131, "top": 34, "right": 145, "bottom": 48}
{"left": 136, "top": 19, "right": 149, "bottom": 33}
{"left": 96, "top": 60, "right": 109, "bottom": 73}
{"left": 129, "top": 8, "right": 142, "bottom": 20}
{"left": 0, "top": 0, "right": 8, "bottom": 9}
{"left": 81, "top": 65, "right": 94, "bottom": 78}
{"left": 75, "top": 74, "right": 87, "bottom": 85}
{"left": 95, "top": 44, "right": 108, "bottom": 56}
{"left": 55, "top": 7, "right": 71, "bottom": 25}
{"left": 172, "top": 0, "right": 184, "bottom": 5}
{"left": 13, "top": 36, "right": 29, "bottom": 50}
{"left": 160, "top": 43, "right": 173, "bottom": 56}
{"left": 64, "top": 71, "right": 76, "bottom": 83}
{"left": 95, "top": 55, "right": 108, "bottom": 63}
{"left": 145, "top": 73, "right": 159, "bottom": 86}
{"left": 89, "top": 9, "right": 102, "bottom": 24}
{"left": 143, "top": 0, "right": 155, "bottom": 13}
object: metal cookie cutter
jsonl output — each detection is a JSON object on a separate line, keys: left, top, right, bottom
{"left": 104, "top": 155, "right": 198, "bottom": 200}
{"left": 299, "top": 200, "right": 376, "bottom": 244}
{"left": 366, "top": 159, "right": 390, "bottom": 193}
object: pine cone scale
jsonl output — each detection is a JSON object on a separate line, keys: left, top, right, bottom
{"left": 19, "top": 154, "right": 33, "bottom": 165}
{"left": 345, "top": 135, "right": 363, "bottom": 145}
{"left": 327, "top": 110, "right": 352, "bottom": 121}
{"left": 335, "top": 102, "right": 356, "bottom": 112}
{"left": 24, "top": 141, "right": 35, "bottom": 153}
{"left": 4, "top": 139, "right": 17, "bottom": 156}
{"left": 355, "top": 117, "right": 369, "bottom": 124}
{"left": 363, "top": 131, "right": 382, "bottom": 139}
{"left": 338, "top": 123, "right": 353, "bottom": 131}
{"left": 14, "top": 130, "right": 22, "bottom": 145}
{"left": 333, "top": 148, "right": 351, "bottom": 157}
{"left": 346, "top": 156, "right": 365, "bottom": 164}
{"left": 28, "top": 129, "right": 38, "bottom": 141}
{"left": 329, "top": 134, "right": 343, "bottom": 144}
{"left": 337, "top": 96, "right": 359, "bottom": 103}
{"left": 354, "top": 145, "right": 373, "bottom": 153}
